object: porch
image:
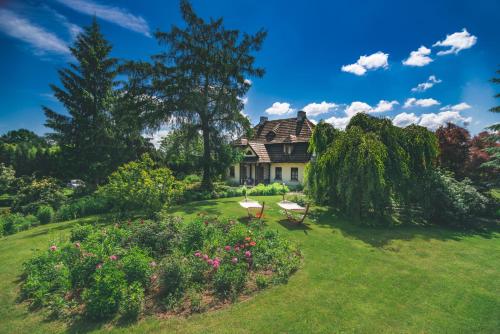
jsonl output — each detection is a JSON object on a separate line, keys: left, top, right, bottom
{"left": 239, "top": 162, "right": 271, "bottom": 186}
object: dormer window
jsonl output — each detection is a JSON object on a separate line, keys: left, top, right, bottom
{"left": 246, "top": 150, "right": 253, "bottom": 155}
{"left": 283, "top": 144, "right": 293, "bottom": 154}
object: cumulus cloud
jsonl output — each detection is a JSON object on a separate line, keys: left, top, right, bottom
{"left": 419, "top": 111, "right": 471, "bottom": 130}
{"left": 433, "top": 28, "right": 477, "bottom": 55}
{"left": 440, "top": 102, "right": 472, "bottom": 111}
{"left": 403, "top": 97, "right": 440, "bottom": 108}
{"left": 402, "top": 46, "right": 433, "bottom": 67}
{"left": 325, "top": 100, "right": 397, "bottom": 129}
{"left": 265, "top": 102, "right": 294, "bottom": 115}
{"left": 0, "top": 9, "right": 70, "bottom": 55}
{"left": 55, "top": 0, "right": 151, "bottom": 37}
{"left": 341, "top": 51, "right": 389, "bottom": 76}
{"left": 303, "top": 101, "right": 338, "bottom": 116}
{"left": 392, "top": 112, "right": 419, "bottom": 127}
{"left": 411, "top": 75, "right": 442, "bottom": 92}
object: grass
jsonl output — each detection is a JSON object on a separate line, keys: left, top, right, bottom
{"left": 0, "top": 195, "right": 499, "bottom": 333}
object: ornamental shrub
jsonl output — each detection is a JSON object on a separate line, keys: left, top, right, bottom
{"left": 98, "top": 154, "right": 181, "bottom": 216}
{"left": 83, "top": 264, "right": 127, "bottom": 319}
{"left": 36, "top": 205, "right": 54, "bottom": 225}
{"left": 213, "top": 263, "right": 247, "bottom": 300}
{"left": 120, "top": 247, "right": 154, "bottom": 287}
{"left": 12, "top": 177, "right": 66, "bottom": 214}
{"left": 120, "top": 282, "right": 144, "bottom": 320}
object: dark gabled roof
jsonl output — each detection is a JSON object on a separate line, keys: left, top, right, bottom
{"left": 234, "top": 113, "right": 315, "bottom": 163}
{"left": 252, "top": 117, "right": 315, "bottom": 143}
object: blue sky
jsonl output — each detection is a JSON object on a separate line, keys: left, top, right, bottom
{"left": 0, "top": 0, "right": 499, "bottom": 138}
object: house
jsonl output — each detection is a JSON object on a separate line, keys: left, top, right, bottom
{"left": 228, "top": 110, "right": 315, "bottom": 186}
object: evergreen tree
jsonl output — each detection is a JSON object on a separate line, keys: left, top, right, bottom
{"left": 44, "top": 19, "right": 127, "bottom": 185}
{"left": 126, "top": 0, "right": 266, "bottom": 189}
{"left": 481, "top": 68, "right": 500, "bottom": 172}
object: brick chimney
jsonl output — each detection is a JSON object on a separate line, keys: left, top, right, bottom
{"left": 297, "top": 110, "right": 306, "bottom": 121}
{"left": 259, "top": 116, "right": 268, "bottom": 124}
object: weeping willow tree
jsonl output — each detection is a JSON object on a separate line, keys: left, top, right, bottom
{"left": 307, "top": 114, "right": 438, "bottom": 221}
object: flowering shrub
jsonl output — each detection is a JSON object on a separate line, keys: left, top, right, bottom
{"left": 21, "top": 214, "right": 300, "bottom": 321}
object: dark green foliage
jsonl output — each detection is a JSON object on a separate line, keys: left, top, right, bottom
{"left": 213, "top": 263, "right": 247, "bottom": 300}
{"left": 482, "top": 68, "right": 500, "bottom": 171}
{"left": 160, "top": 256, "right": 191, "bottom": 309}
{"left": 125, "top": 0, "right": 265, "bottom": 189}
{"left": 0, "top": 213, "right": 39, "bottom": 236}
{"left": 308, "top": 114, "right": 439, "bottom": 222}
{"left": 120, "top": 248, "right": 154, "bottom": 286}
{"left": 120, "top": 282, "right": 144, "bottom": 320}
{"left": 423, "top": 169, "right": 489, "bottom": 227}
{"left": 12, "top": 177, "right": 66, "bottom": 214}
{"left": 36, "top": 205, "right": 54, "bottom": 225}
{"left": 83, "top": 264, "right": 126, "bottom": 319}
{"left": 43, "top": 20, "right": 150, "bottom": 185}
{"left": 56, "top": 195, "right": 110, "bottom": 221}
{"left": 69, "top": 224, "right": 95, "bottom": 242}
{"left": 129, "top": 216, "right": 181, "bottom": 257}
{"left": 0, "top": 129, "right": 59, "bottom": 178}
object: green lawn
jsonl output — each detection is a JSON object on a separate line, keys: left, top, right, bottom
{"left": 0, "top": 196, "right": 499, "bottom": 333}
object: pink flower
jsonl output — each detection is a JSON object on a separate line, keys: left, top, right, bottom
{"left": 150, "top": 261, "right": 157, "bottom": 267}
{"left": 109, "top": 255, "right": 118, "bottom": 261}
{"left": 234, "top": 246, "right": 240, "bottom": 252}
{"left": 224, "top": 245, "right": 231, "bottom": 251}
{"left": 194, "top": 251, "right": 201, "bottom": 257}
{"left": 245, "top": 237, "right": 251, "bottom": 241}
{"left": 207, "top": 259, "right": 214, "bottom": 265}
{"left": 245, "top": 251, "right": 252, "bottom": 258}
{"left": 202, "top": 254, "right": 209, "bottom": 261}
{"left": 49, "top": 245, "right": 57, "bottom": 251}
{"left": 96, "top": 263, "right": 103, "bottom": 269}
{"left": 249, "top": 241, "right": 256, "bottom": 247}
{"left": 231, "top": 257, "right": 238, "bottom": 264}
{"left": 213, "top": 260, "right": 220, "bottom": 269}
{"left": 74, "top": 242, "right": 80, "bottom": 248}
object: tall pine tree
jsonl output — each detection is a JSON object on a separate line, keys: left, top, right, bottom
{"left": 44, "top": 19, "right": 120, "bottom": 185}
{"left": 482, "top": 68, "right": 500, "bottom": 172}
{"left": 125, "top": 0, "right": 266, "bottom": 189}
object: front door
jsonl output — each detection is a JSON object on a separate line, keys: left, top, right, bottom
{"left": 256, "top": 166, "right": 264, "bottom": 184}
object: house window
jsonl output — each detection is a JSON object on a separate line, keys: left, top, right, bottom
{"left": 229, "top": 166, "right": 235, "bottom": 177}
{"left": 283, "top": 144, "right": 293, "bottom": 154}
{"left": 275, "top": 167, "right": 282, "bottom": 180}
{"left": 246, "top": 150, "right": 253, "bottom": 156}
{"left": 291, "top": 167, "right": 298, "bottom": 181}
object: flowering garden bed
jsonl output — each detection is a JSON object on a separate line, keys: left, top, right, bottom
{"left": 20, "top": 214, "right": 301, "bottom": 321}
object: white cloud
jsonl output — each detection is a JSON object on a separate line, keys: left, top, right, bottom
{"left": 325, "top": 99, "right": 397, "bottom": 129}
{"left": 393, "top": 112, "right": 419, "bottom": 127}
{"left": 403, "top": 97, "right": 440, "bottom": 108}
{"left": 146, "top": 129, "right": 169, "bottom": 149}
{"left": 373, "top": 100, "right": 399, "bottom": 113}
{"left": 440, "top": 102, "right": 472, "bottom": 111}
{"left": 411, "top": 75, "right": 442, "bottom": 92}
{"left": 0, "top": 9, "right": 70, "bottom": 55}
{"left": 324, "top": 116, "right": 351, "bottom": 130}
{"left": 302, "top": 101, "right": 338, "bottom": 116}
{"left": 402, "top": 46, "right": 433, "bottom": 67}
{"left": 55, "top": 0, "right": 151, "bottom": 37}
{"left": 244, "top": 79, "right": 252, "bottom": 85}
{"left": 239, "top": 96, "right": 249, "bottom": 105}
{"left": 341, "top": 51, "right": 389, "bottom": 76}
{"left": 433, "top": 28, "right": 477, "bottom": 55}
{"left": 419, "top": 111, "right": 471, "bottom": 130}
{"left": 265, "top": 102, "right": 294, "bottom": 115}
{"left": 345, "top": 101, "right": 372, "bottom": 116}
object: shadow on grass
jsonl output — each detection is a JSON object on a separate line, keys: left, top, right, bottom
{"left": 167, "top": 200, "right": 219, "bottom": 215}
{"left": 309, "top": 206, "right": 500, "bottom": 248}
{"left": 277, "top": 219, "right": 311, "bottom": 234}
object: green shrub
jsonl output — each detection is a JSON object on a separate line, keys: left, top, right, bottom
{"left": 56, "top": 195, "right": 110, "bottom": 221}
{"left": 120, "top": 282, "right": 144, "bottom": 320}
{"left": 83, "top": 264, "right": 126, "bottom": 319}
{"left": 121, "top": 248, "right": 154, "bottom": 287}
{"left": 69, "top": 224, "right": 95, "bottom": 242}
{"left": 183, "top": 174, "right": 201, "bottom": 184}
{"left": 12, "top": 177, "right": 66, "bottom": 214}
{"left": 213, "top": 263, "right": 247, "bottom": 300}
{"left": 98, "top": 154, "right": 180, "bottom": 216}
{"left": 247, "top": 182, "right": 289, "bottom": 196}
{"left": 0, "top": 212, "right": 40, "bottom": 235}
{"left": 256, "top": 274, "right": 270, "bottom": 289}
{"left": 161, "top": 256, "right": 190, "bottom": 299}
{"left": 129, "top": 216, "right": 181, "bottom": 256}
{"left": 424, "top": 170, "right": 489, "bottom": 227}
{"left": 36, "top": 205, "right": 54, "bottom": 225}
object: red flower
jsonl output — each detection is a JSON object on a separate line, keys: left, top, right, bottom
{"left": 249, "top": 241, "right": 256, "bottom": 247}
{"left": 49, "top": 245, "right": 57, "bottom": 251}
{"left": 224, "top": 245, "right": 231, "bottom": 251}
{"left": 245, "top": 237, "right": 251, "bottom": 241}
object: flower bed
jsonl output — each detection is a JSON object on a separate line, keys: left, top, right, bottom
{"left": 21, "top": 214, "right": 300, "bottom": 321}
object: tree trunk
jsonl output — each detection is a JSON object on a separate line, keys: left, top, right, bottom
{"left": 201, "top": 119, "right": 213, "bottom": 190}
